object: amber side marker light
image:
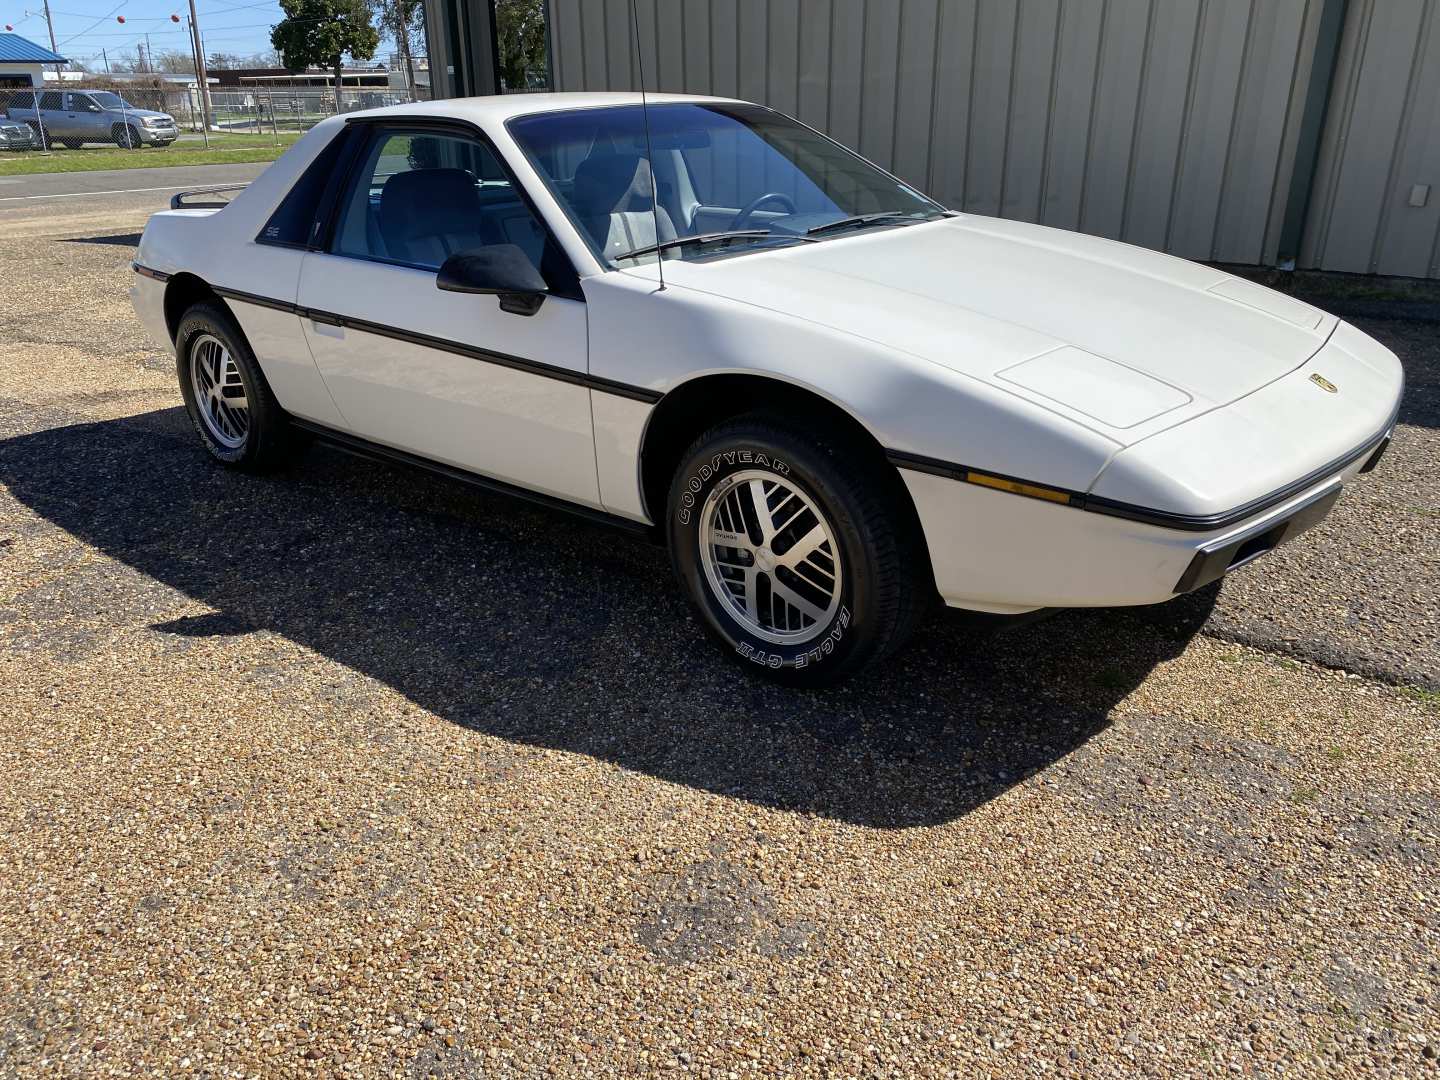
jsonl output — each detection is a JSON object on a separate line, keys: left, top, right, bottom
{"left": 963, "top": 471, "right": 1074, "bottom": 505}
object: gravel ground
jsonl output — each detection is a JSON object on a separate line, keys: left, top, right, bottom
{"left": 0, "top": 185, "right": 1437, "bottom": 1078}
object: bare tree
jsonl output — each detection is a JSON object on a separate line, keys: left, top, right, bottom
{"left": 372, "top": 0, "right": 422, "bottom": 92}
{"left": 153, "top": 49, "right": 197, "bottom": 74}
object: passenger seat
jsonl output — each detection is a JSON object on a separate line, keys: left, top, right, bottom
{"left": 379, "top": 168, "right": 490, "bottom": 268}
{"left": 571, "top": 153, "right": 677, "bottom": 260}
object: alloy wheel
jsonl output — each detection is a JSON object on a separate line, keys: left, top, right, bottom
{"left": 189, "top": 333, "right": 250, "bottom": 449}
{"left": 698, "top": 468, "right": 843, "bottom": 644}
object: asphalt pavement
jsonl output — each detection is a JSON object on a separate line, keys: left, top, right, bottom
{"left": 0, "top": 161, "right": 270, "bottom": 201}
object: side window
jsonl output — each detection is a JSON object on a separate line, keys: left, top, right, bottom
{"left": 330, "top": 127, "right": 550, "bottom": 277}
{"left": 39, "top": 92, "right": 62, "bottom": 110}
{"left": 258, "top": 126, "right": 355, "bottom": 248}
{"left": 73, "top": 94, "right": 95, "bottom": 112}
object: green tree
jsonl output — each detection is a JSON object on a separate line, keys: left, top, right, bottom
{"left": 494, "top": 0, "right": 548, "bottom": 91}
{"left": 271, "top": 0, "right": 380, "bottom": 112}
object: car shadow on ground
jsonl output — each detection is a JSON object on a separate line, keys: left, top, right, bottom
{"left": 0, "top": 407, "right": 1219, "bottom": 829}
{"left": 57, "top": 232, "right": 143, "bottom": 247}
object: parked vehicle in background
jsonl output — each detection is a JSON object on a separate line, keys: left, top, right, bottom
{"left": 0, "top": 117, "right": 36, "bottom": 150}
{"left": 4, "top": 90, "right": 177, "bottom": 148}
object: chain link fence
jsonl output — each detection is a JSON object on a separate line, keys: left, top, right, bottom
{"left": 0, "top": 83, "right": 430, "bottom": 158}
{"left": 207, "top": 85, "right": 431, "bottom": 137}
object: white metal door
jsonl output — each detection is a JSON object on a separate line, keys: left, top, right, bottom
{"left": 296, "top": 252, "right": 600, "bottom": 508}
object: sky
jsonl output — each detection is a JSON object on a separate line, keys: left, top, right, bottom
{"left": 3, "top": 0, "right": 404, "bottom": 71}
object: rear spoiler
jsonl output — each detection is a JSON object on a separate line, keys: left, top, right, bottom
{"left": 170, "top": 185, "right": 248, "bottom": 210}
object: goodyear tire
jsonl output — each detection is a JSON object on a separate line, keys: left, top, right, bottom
{"left": 667, "top": 415, "right": 928, "bottom": 685}
{"left": 175, "top": 302, "right": 299, "bottom": 471}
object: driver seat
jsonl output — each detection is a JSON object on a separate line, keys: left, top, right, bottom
{"left": 571, "top": 153, "right": 676, "bottom": 260}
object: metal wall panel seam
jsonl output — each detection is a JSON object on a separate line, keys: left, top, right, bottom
{"left": 1211, "top": 0, "right": 1259, "bottom": 261}
{"left": 1307, "top": 0, "right": 1374, "bottom": 268}
{"left": 1035, "top": 0, "right": 1065, "bottom": 222}
{"left": 889, "top": 0, "right": 906, "bottom": 170}
{"left": 1162, "top": 0, "right": 1207, "bottom": 253}
{"left": 1366, "top": 0, "right": 1432, "bottom": 273}
{"left": 924, "top": 0, "right": 945, "bottom": 193}
{"left": 960, "top": 0, "right": 980, "bottom": 209}
{"left": 1269, "top": 0, "right": 1336, "bottom": 266}
{"left": 996, "top": 0, "right": 1023, "bottom": 219}
{"left": 1076, "top": 0, "right": 1112, "bottom": 231}
{"left": 1120, "top": 0, "right": 1161, "bottom": 243}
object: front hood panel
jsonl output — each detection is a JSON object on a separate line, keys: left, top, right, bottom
{"left": 661, "top": 215, "right": 1335, "bottom": 441}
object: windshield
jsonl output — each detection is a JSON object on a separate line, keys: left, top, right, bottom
{"left": 508, "top": 103, "right": 946, "bottom": 267}
{"left": 88, "top": 92, "right": 137, "bottom": 110}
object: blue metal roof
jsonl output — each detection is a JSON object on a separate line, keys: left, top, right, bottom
{"left": 0, "top": 33, "right": 67, "bottom": 64}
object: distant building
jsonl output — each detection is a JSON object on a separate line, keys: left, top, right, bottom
{"left": 0, "top": 32, "right": 66, "bottom": 89}
{"left": 209, "top": 67, "right": 392, "bottom": 90}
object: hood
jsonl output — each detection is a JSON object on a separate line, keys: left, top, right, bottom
{"left": 122, "top": 109, "right": 173, "bottom": 120}
{"left": 657, "top": 215, "right": 1336, "bottom": 440}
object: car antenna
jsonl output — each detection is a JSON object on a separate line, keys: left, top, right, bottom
{"left": 630, "top": 0, "right": 665, "bottom": 292}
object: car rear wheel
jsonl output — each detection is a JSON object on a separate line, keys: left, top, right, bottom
{"left": 113, "top": 124, "right": 140, "bottom": 149}
{"left": 667, "top": 415, "right": 929, "bottom": 685}
{"left": 175, "top": 302, "right": 299, "bottom": 471}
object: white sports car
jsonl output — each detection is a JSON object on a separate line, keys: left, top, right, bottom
{"left": 132, "top": 93, "right": 1404, "bottom": 684}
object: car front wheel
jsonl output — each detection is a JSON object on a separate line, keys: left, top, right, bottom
{"left": 113, "top": 123, "right": 140, "bottom": 148}
{"left": 175, "top": 302, "right": 299, "bottom": 471}
{"left": 667, "top": 415, "right": 928, "bottom": 685}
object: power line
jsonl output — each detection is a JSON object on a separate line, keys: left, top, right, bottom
{"left": 55, "top": 1, "right": 125, "bottom": 46}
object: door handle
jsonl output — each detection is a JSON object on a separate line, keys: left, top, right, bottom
{"left": 310, "top": 317, "right": 345, "bottom": 339}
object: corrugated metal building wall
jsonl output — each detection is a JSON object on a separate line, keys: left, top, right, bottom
{"left": 1302, "top": 0, "right": 1440, "bottom": 278}
{"left": 543, "top": 0, "right": 1440, "bottom": 280}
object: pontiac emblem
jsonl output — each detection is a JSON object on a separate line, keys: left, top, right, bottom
{"left": 1309, "top": 373, "right": 1338, "bottom": 393}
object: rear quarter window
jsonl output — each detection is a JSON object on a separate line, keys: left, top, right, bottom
{"left": 257, "top": 127, "right": 356, "bottom": 248}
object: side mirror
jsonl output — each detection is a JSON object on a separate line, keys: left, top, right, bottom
{"left": 436, "top": 244, "right": 547, "bottom": 316}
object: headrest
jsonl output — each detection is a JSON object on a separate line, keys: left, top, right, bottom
{"left": 572, "top": 153, "right": 654, "bottom": 216}
{"left": 380, "top": 168, "right": 480, "bottom": 244}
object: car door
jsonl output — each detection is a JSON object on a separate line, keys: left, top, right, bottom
{"left": 62, "top": 94, "right": 94, "bottom": 142}
{"left": 36, "top": 91, "right": 64, "bottom": 140}
{"left": 296, "top": 122, "right": 600, "bottom": 508}
{"left": 53, "top": 93, "right": 79, "bottom": 139}
{"left": 73, "top": 94, "right": 106, "bottom": 142}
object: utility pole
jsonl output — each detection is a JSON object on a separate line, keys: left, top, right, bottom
{"left": 40, "top": 0, "right": 62, "bottom": 81}
{"left": 187, "top": 0, "right": 212, "bottom": 146}
{"left": 145, "top": 34, "right": 153, "bottom": 72}
{"left": 101, "top": 47, "right": 110, "bottom": 74}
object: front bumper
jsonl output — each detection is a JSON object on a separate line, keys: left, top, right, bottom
{"left": 139, "top": 124, "right": 178, "bottom": 144}
{"left": 899, "top": 317, "right": 1403, "bottom": 613}
{"left": 902, "top": 445, "right": 1380, "bottom": 613}
{"left": 0, "top": 130, "right": 36, "bottom": 149}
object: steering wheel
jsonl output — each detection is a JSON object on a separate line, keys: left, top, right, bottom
{"left": 732, "top": 192, "right": 797, "bottom": 230}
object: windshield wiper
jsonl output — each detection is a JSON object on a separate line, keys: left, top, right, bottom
{"left": 806, "top": 211, "right": 937, "bottom": 237}
{"left": 613, "top": 229, "right": 815, "bottom": 262}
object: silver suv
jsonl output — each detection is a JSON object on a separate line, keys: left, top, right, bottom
{"left": 5, "top": 90, "right": 178, "bottom": 149}
{"left": 0, "top": 118, "right": 37, "bottom": 150}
